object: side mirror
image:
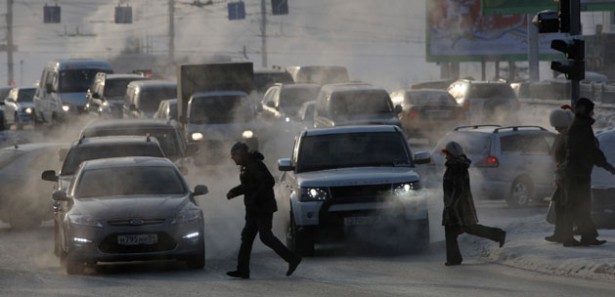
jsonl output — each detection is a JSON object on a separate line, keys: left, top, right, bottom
{"left": 41, "top": 170, "right": 59, "bottom": 182}
{"left": 193, "top": 184, "right": 209, "bottom": 196}
{"left": 413, "top": 151, "right": 432, "bottom": 165}
{"left": 278, "top": 158, "right": 294, "bottom": 172}
{"left": 52, "top": 190, "right": 70, "bottom": 201}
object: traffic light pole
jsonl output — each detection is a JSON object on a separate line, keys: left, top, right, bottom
{"left": 570, "top": 0, "right": 581, "bottom": 107}
{"left": 6, "top": 0, "right": 14, "bottom": 86}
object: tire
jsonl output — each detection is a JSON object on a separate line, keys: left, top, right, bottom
{"left": 185, "top": 240, "right": 205, "bottom": 269}
{"left": 286, "top": 212, "right": 314, "bottom": 257}
{"left": 63, "top": 252, "right": 85, "bottom": 275}
{"left": 508, "top": 178, "right": 533, "bottom": 208}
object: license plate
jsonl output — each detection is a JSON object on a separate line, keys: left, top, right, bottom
{"left": 117, "top": 234, "right": 158, "bottom": 245}
{"left": 344, "top": 216, "right": 380, "bottom": 226}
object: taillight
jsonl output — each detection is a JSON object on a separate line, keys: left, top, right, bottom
{"left": 408, "top": 111, "right": 418, "bottom": 119}
{"left": 462, "top": 100, "right": 470, "bottom": 110}
{"left": 476, "top": 156, "right": 499, "bottom": 168}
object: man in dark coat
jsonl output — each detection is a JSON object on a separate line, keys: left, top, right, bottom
{"left": 561, "top": 97, "right": 615, "bottom": 246}
{"left": 441, "top": 141, "right": 506, "bottom": 266}
{"left": 226, "top": 142, "right": 301, "bottom": 279}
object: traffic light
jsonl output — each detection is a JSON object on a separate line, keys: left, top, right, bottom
{"left": 532, "top": 10, "right": 559, "bottom": 33}
{"left": 550, "top": 38, "right": 585, "bottom": 80}
{"left": 558, "top": 0, "right": 571, "bottom": 33}
{"left": 43, "top": 5, "right": 61, "bottom": 23}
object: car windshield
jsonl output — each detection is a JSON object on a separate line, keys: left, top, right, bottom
{"left": 16, "top": 89, "right": 35, "bottom": 102}
{"left": 280, "top": 87, "right": 320, "bottom": 116}
{"left": 84, "top": 128, "right": 181, "bottom": 160}
{"left": 297, "top": 132, "right": 411, "bottom": 172}
{"left": 330, "top": 90, "right": 394, "bottom": 120}
{"left": 189, "top": 95, "right": 254, "bottom": 124}
{"left": 139, "top": 87, "right": 177, "bottom": 112}
{"left": 74, "top": 166, "right": 186, "bottom": 198}
{"left": 61, "top": 145, "right": 164, "bottom": 175}
{"left": 59, "top": 69, "right": 105, "bottom": 93}
{"left": 105, "top": 78, "right": 144, "bottom": 98}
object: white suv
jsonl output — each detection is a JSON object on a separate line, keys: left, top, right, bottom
{"left": 420, "top": 125, "right": 556, "bottom": 207}
{"left": 276, "top": 125, "right": 429, "bottom": 256}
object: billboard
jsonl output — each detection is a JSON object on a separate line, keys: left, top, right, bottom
{"left": 482, "top": 0, "right": 615, "bottom": 15}
{"left": 427, "top": 0, "right": 565, "bottom": 62}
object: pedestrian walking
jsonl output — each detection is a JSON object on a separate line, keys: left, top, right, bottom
{"left": 441, "top": 141, "right": 506, "bottom": 266}
{"left": 225, "top": 142, "right": 301, "bottom": 279}
{"left": 545, "top": 106, "right": 575, "bottom": 243}
{"left": 560, "top": 97, "right": 615, "bottom": 247}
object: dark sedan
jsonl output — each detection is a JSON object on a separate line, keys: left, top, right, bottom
{"left": 52, "top": 156, "right": 208, "bottom": 274}
{"left": 592, "top": 128, "right": 615, "bottom": 228}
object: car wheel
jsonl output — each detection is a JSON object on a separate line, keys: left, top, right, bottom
{"left": 54, "top": 224, "right": 61, "bottom": 257}
{"left": 508, "top": 178, "right": 533, "bottom": 208}
{"left": 286, "top": 211, "right": 314, "bottom": 257}
{"left": 413, "top": 218, "right": 430, "bottom": 251}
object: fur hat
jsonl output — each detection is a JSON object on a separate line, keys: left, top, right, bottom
{"left": 574, "top": 97, "right": 595, "bottom": 116}
{"left": 441, "top": 141, "right": 465, "bottom": 158}
{"left": 549, "top": 108, "right": 574, "bottom": 129}
{"left": 230, "top": 142, "right": 249, "bottom": 154}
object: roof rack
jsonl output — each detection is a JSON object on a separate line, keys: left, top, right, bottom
{"left": 493, "top": 126, "right": 547, "bottom": 133}
{"left": 454, "top": 124, "right": 501, "bottom": 131}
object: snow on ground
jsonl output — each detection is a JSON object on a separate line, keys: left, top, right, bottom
{"left": 461, "top": 213, "right": 615, "bottom": 282}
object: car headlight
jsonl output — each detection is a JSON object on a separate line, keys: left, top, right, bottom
{"left": 191, "top": 132, "right": 203, "bottom": 141}
{"left": 68, "top": 214, "right": 103, "bottom": 228}
{"left": 172, "top": 208, "right": 202, "bottom": 224}
{"left": 242, "top": 130, "right": 254, "bottom": 139}
{"left": 300, "top": 187, "right": 329, "bottom": 202}
{"left": 392, "top": 182, "right": 421, "bottom": 195}
{"left": 62, "top": 104, "right": 71, "bottom": 112}
{"left": 24, "top": 107, "right": 33, "bottom": 114}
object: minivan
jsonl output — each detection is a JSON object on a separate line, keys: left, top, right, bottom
{"left": 123, "top": 80, "right": 177, "bottom": 119}
{"left": 33, "top": 59, "right": 113, "bottom": 125}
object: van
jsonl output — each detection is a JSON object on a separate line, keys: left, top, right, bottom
{"left": 123, "top": 80, "right": 177, "bottom": 119}
{"left": 33, "top": 59, "right": 113, "bottom": 125}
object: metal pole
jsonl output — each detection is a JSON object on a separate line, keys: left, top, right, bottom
{"left": 168, "top": 0, "right": 175, "bottom": 63}
{"left": 7, "top": 0, "right": 14, "bottom": 86}
{"left": 527, "top": 14, "right": 540, "bottom": 82}
{"left": 261, "top": 0, "right": 267, "bottom": 67}
{"left": 570, "top": 0, "right": 581, "bottom": 107}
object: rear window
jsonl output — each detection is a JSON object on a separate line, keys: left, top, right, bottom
{"left": 330, "top": 90, "right": 394, "bottom": 118}
{"left": 467, "top": 84, "right": 516, "bottom": 100}
{"left": 405, "top": 91, "right": 457, "bottom": 106}
{"left": 139, "top": 87, "right": 177, "bottom": 112}
{"left": 61, "top": 144, "right": 164, "bottom": 175}
{"left": 500, "top": 134, "right": 552, "bottom": 154}
{"left": 83, "top": 128, "right": 181, "bottom": 159}
{"left": 435, "top": 132, "right": 491, "bottom": 155}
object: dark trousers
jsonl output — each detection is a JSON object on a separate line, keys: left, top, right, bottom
{"left": 445, "top": 224, "right": 504, "bottom": 264}
{"left": 561, "top": 179, "right": 599, "bottom": 242}
{"left": 237, "top": 211, "right": 297, "bottom": 273}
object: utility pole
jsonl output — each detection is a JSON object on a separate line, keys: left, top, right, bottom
{"left": 260, "top": 0, "right": 267, "bottom": 67}
{"left": 569, "top": 0, "right": 582, "bottom": 107}
{"left": 168, "top": 0, "right": 175, "bottom": 63}
{"left": 6, "top": 0, "right": 14, "bottom": 86}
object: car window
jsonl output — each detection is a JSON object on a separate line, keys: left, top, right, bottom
{"left": 105, "top": 78, "right": 143, "bottom": 98}
{"left": 189, "top": 95, "right": 253, "bottom": 124}
{"left": 435, "top": 132, "right": 491, "bottom": 155}
{"left": 61, "top": 144, "right": 164, "bottom": 175}
{"left": 139, "top": 87, "right": 177, "bottom": 112}
{"left": 75, "top": 166, "right": 186, "bottom": 198}
{"left": 280, "top": 87, "right": 320, "bottom": 115}
{"left": 406, "top": 91, "right": 456, "bottom": 106}
{"left": 59, "top": 69, "right": 103, "bottom": 93}
{"left": 500, "top": 134, "right": 551, "bottom": 154}
{"left": 330, "top": 90, "right": 393, "bottom": 118}
{"left": 85, "top": 128, "right": 182, "bottom": 159}
{"left": 467, "top": 84, "right": 516, "bottom": 100}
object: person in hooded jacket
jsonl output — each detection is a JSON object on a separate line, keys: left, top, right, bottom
{"left": 226, "top": 142, "right": 301, "bottom": 279}
{"left": 441, "top": 141, "right": 506, "bottom": 266}
{"left": 545, "top": 106, "right": 575, "bottom": 243}
{"left": 560, "top": 97, "right": 615, "bottom": 247}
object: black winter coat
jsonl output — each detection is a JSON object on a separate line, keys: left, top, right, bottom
{"left": 229, "top": 152, "right": 278, "bottom": 214}
{"left": 442, "top": 155, "right": 478, "bottom": 226}
{"left": 565, "top": 115, "right": 614, "bottom": 181}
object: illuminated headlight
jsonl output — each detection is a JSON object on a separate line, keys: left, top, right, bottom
{"left": 300, "top": 187, "right": 329, "bottom": 201}
{"left": 392, "top": 182, "right": 421, "bottom": 195}
{"left": 182, "top": 232, "right": 200, "bottom": 239}
{"left": 172, "top": 208, "right": 202, "bottom": 224}
{"left": 73, "top": 237, "right": 93, "bottom": 243}
{"left": 191, "top": 132, "right": 204, "bottom": 141}
{"left": 69, "top": 214, "right": 103, "bottom": 228}
{"left": 284, "top": 117, "right": 291, "bottom": 122}
{"left": 24, "top": 107, "right": 33, "bottom": 114}
{"left": 62, "top": 104, "right": 71, "bottom": 112}
{"left": 242, "top": 130, "right": 254, "bottom": 139}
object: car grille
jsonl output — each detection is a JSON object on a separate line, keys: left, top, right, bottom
{"left": 107, "top": 218, "right": 167, "bottom": 226}
{"left": 329, "top": 184, "right": 391, "bottom": 204}
{"left": 99, "top": 232, "right": 176, "bottom": 253}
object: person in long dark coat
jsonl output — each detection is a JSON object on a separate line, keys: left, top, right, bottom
{"left": 226, "top": 142, "right": 301, "bottom": 279}
{"left": 441, "top": 141, "right": 506, "bottom": 266}
{"left": 561, "top": 98, "right": 615, "bottom": 247}
{"left": 545, "top": 106, "right": 574, "bottom": 243}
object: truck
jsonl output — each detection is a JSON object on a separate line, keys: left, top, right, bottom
{"left": 176, "top": 62, "right": 258, "bottom": 164}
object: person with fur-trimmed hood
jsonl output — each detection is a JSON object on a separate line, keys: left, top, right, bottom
{"left": 561, "top": 98, "right": 615, "bottom": 246}
{"left": 226, "top": 142, "right": 301, "bottom": 279}
{"left": 441, "top": 141, "right": 506, "bottom": 266}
